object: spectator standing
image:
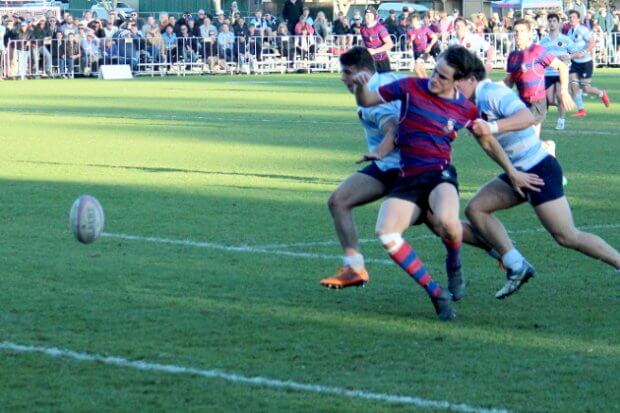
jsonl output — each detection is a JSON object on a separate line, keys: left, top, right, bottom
{"left": 313, "top": 11, "right": 330, "bottom": 41}
{"left": 384, "top": 10, "right": 399, "bottom": 35}
{"left": 200, "top": 17, "right": 218, "bottom": 38}
{"left": 282, "top": 0, "right": 303, "bottom": 35}
{"left": 568, "top": 0, "right": 587, "bottom": 22}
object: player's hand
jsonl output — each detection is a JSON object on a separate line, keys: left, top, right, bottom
{"left": 352, "top": 71, "right": 372, "bottom": 87}
{"left": 472, "top": 118, "right": 493, "bottom": 136}
{"left": 508, "top": 171, "right": 544, "bottom": 197}
{"left": 356, "top": 152, "right": 381, "bottom": 164}
{"left": 559, "top": 90, "right": 575, "bottom": 112}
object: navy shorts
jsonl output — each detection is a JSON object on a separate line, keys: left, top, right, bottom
{"left": 387, "top": 165, "right": 459, "bottom": 211}
{"left": 545, "top": 76, "right": 560, "bottom": 89}
{"left": 525, "top": 98, "right": 548, "bottom": 123}
{"left": 498, "top": 155, "right": 564, "bottom": 207}
{"left": 413, "top": 50, "right": 426, "bottom": 60}
{"left": 374, "top": 59, "right": 391, "bottom": 73}
{"left": 358, "top": 162, "right": 400, "bottom": 189}
{"left": 569, "top": 60, "right": 593, "bottom": 79}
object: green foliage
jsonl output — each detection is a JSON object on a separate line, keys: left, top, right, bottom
{"left": 0, "top": 73, "right": 618, "bottom": 412}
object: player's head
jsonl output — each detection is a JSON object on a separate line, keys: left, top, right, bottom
{"left": 547, "top": 12, "right": 560, "bottom": 30}
{"left": 569, "top": 9, "right": 581, "bottom": 25}
{"left": 513, "top": 18, "right": 532, "bottom": 49}
{"left": 453, "top": 17, "right": 468, "bottom": 38}
{"left": 410, "top": 12, "right": 421, "bottom": 27}
{"left": 364, "top": 7, "right": 377, "bottom": 25}
{"left": 339, "top": 46, "right": 376, "bottom": 93}
{"left": 439, "top": 46, "right": 486, "bottom": 99}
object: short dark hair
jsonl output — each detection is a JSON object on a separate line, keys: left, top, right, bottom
{"left": 569, "top": 9, "right": 581, "bottom": 18}
{"left": 441, "top": 45, "right": 486, "bottom": 81}
{"left": 339, "top": 46, "right": 376, "bottom": 73}
{"left": 453, "top": 17, "right": 467, "bottom": 26}
{"left": 513, "top": 18, "right": 531, "bottom": 30}
{"left": 547, "top": 12, "right": 560, "bottom": 22}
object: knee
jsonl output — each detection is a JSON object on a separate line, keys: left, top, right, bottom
{"left": 464, "top": 202, "right": 479, "bottom": 222}
{"left": 327, "top": 190, "right": 348, "bottom": 213}
{"left": 439, "top": 217, "right": 462, "bottom": 238}
{"left": 552, "top": 229, "right": 579, "bottom": 248}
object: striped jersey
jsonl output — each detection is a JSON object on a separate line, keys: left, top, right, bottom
{"left": 506, "top": 44, "right": 555, "bottom": 103}
{"left": 359, "top": 72, "right": 403, "bottom": 171}
{"left": 539, "top": 33, "right": 574, "bottom": 76}
{"left": 567, "top": 24, "right": 592, "bottom": 63}
{"left": 475, "top": 79, "right": 547, "bottom": 170}
{"left": 378, "top": 77, "right": 478, "bottom": 177}
{"left": 406, "top": 26, "right": 434, "bottom": 52}
{"left": 361, "top": 22, "right": 390, "bottom": 61}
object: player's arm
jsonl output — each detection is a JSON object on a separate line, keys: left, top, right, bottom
{"left": 548, "top": 58, "right": 575, "bottom": 111}
{"left": 369, "top": 33, "right": 394, "bottom": 55}
{"left": 357, "top": 118, "right": 397, "bottom": 163}
{"left": 472, "top": 108, "right": 535, "bottom": 135}
{"left": 471, "top": 127, "right": 544, "bottom": 197}
{"left": 352, "top": 71, "right": 383, "bottom": 107}
{"left": 503, "top": 73, "right": 514, "bottom": 88}
{"left": 425, "top": 32, "right": 438, "bottom": 53}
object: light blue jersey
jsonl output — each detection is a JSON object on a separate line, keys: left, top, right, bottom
{"left": 567, "top": 24, "right": 592, "bottom": 63}
{"left": 539, "top": 33, "right": 573, "bottom": 76}
{"left": 475, "top": 79, "right": 547, "bottom": 170}
{"left": 359, "top": 72, "right": 402, "bottom": 171}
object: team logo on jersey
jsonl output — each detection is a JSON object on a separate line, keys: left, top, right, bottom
{"left": 441, "top": 169, "right": 452, "bottom": 179}
{"left": 444, "top": 119, "right": 455, "bottom": 133}
{"left": 558, "top": 41, "right": 563, "bottom": 46}
{"left": 465, "top": 42, "right": 471, "bottom": 49}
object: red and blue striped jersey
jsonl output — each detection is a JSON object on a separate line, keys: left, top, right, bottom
{"left": 378, "top": 77, "right": 478, "bottom": 177}
{"left": 506, "top": 44, "right": 555, "bottom": 103}
{"left": 406, "top": 26, "right": 434, "bottom": 52}
{"left": 361, "top": 22, "right": 390, "bottom": 61}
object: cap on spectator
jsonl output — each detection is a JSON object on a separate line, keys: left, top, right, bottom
{"left": 198, "top": 9, "right": 205, "bottom": 15}
{"left": 402, "top": 6, "right": 409, "bottom": 12}
{"left": 365, "top": 7, "right": 377, "bottom": 16}
{"left": 526, "top": 9, "right": 535, "bottom": 15}
{"left": 216, "top": 10, "right": 224, "bottom": 15}
{"left": 389, "top": 9, "right": 396, "bottom": 14}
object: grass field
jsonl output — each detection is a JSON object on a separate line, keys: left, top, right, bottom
{"left": 0, "top": 71, "right": 618, "bottom": 412}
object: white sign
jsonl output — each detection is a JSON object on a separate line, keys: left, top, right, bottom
{"left": 99, "top": 65, "right": 133, "bottom": 80}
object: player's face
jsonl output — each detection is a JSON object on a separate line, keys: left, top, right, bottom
{"left": 547, "top": 17, "right": 559, "bottom": 31}
{"left": 570, "top": 13, "right": 580, "bottom": 26}
{"left": 341, "top": 65, "right": 362, "bottom": 93}
{"left": 429, "top": 58, "right": 456, "bottom": 96}
{"left": 514, "top": 24, "right": 531, "bottom": 49}
{"left": 365, "top": 12, "right": 375, "bottom": 25}
{"left": 455, "top": 21, "right": 467, "bottom": 38}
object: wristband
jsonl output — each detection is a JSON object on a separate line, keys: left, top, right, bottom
{"left": 489, "top": 121, "right": 499, "bottom": 134}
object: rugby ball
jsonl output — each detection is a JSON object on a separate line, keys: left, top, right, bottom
{"left": 70, "top": 195, "right": 105, "bottom": 244}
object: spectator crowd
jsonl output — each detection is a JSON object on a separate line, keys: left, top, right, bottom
{"left": 2, "top": 0, "right": 620, "bottom": 79}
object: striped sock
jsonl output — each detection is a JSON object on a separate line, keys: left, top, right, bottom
{"left": 380, "top": 233, "right": 442, "bottom": 297}
{"left": 442, "top": 238, "right": 462, "bottom": 271}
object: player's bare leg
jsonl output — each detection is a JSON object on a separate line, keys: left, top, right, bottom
{"left": 376, "top": 197, "right": 455, "bottom": 320}
{"left": 321, "top": 172, "right": 385, "bottom": 288}
{"left": 534, "top": 197, "right": 620, "bottom": 269}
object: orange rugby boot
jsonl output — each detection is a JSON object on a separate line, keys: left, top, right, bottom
{"left": 320, "top": 267, "right": 369, "bottom": 289}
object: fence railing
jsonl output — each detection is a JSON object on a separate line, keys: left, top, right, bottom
{"left": 2, "top": 32, "right": 620, "bottom": 79}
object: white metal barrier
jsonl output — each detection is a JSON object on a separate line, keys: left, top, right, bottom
{"left": 3, "top": 32, "right": 620, "bottom": 80}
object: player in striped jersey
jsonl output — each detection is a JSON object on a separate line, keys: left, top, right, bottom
{"left": 456, "top": 54, "right": 620, "bottom": 299}
{"left": 566, "top": 9, "right": 610, "bottom": 118}
{"left": 360, "top": 7, "right": 393, "bottom": 73}
{"left": 540, "top": 13, "right": 574, "bottom": 130}
{"left": 351, "top": 46, "right": 541, "bottom": 320}
{"left": 320, "top": 47, "right": 402, "bottom": 289}
{"left": 505, "top": 19, "right": 574, "bottom": 138}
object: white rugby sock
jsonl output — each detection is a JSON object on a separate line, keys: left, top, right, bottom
{"left": 343, "top": 253, "right": 365, "bottom": 271}
{"left": 502, "top": 249, "right": 525, "bottom": 272}
{"left": 379, "top": 233, "right": 404, "bottom": 253}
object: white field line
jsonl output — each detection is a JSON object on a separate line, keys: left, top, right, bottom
{"left": 102, "top": 223, "right": 619, "bottom": 265}
{"left": 255, "top": 223, "right": 620, "bottom": 249}
{"left": 101, "top": 233, "right": 393, "bottom": 265}
{"left": 0, "top": 341, "right": 509, "bottom": 413}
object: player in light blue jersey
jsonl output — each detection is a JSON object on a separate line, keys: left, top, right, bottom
{"left": 321, "top": 47, "right": 403, "bottom": 289}
{"left": 567, "top": 9, "right": 610, "bottom": 118}
{"left": 540, "top": 13, "right": 574, "bottom": 130}
{"left": 456, "top": 56, "right": 620, "bottom": 299}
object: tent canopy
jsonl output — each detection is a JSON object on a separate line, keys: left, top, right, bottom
{"left": 492, "top": 0, "right": 563, "bottom": 9}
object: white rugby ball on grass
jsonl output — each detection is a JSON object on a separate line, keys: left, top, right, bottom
{"left": 70, "top": 195, "right": 105, "bottom": 244}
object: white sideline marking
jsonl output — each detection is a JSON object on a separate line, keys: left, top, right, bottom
{"left": 103, "top": 223, "right": 619, "bottom": 264}
{"left": 255, "top": 223, "right": 620, "bottom": 249}
{"left": 0, "top": 341, "right": 508, "bottom": 413}
{"left": 101, "top": 233, "right": 393, "bottom": 265}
